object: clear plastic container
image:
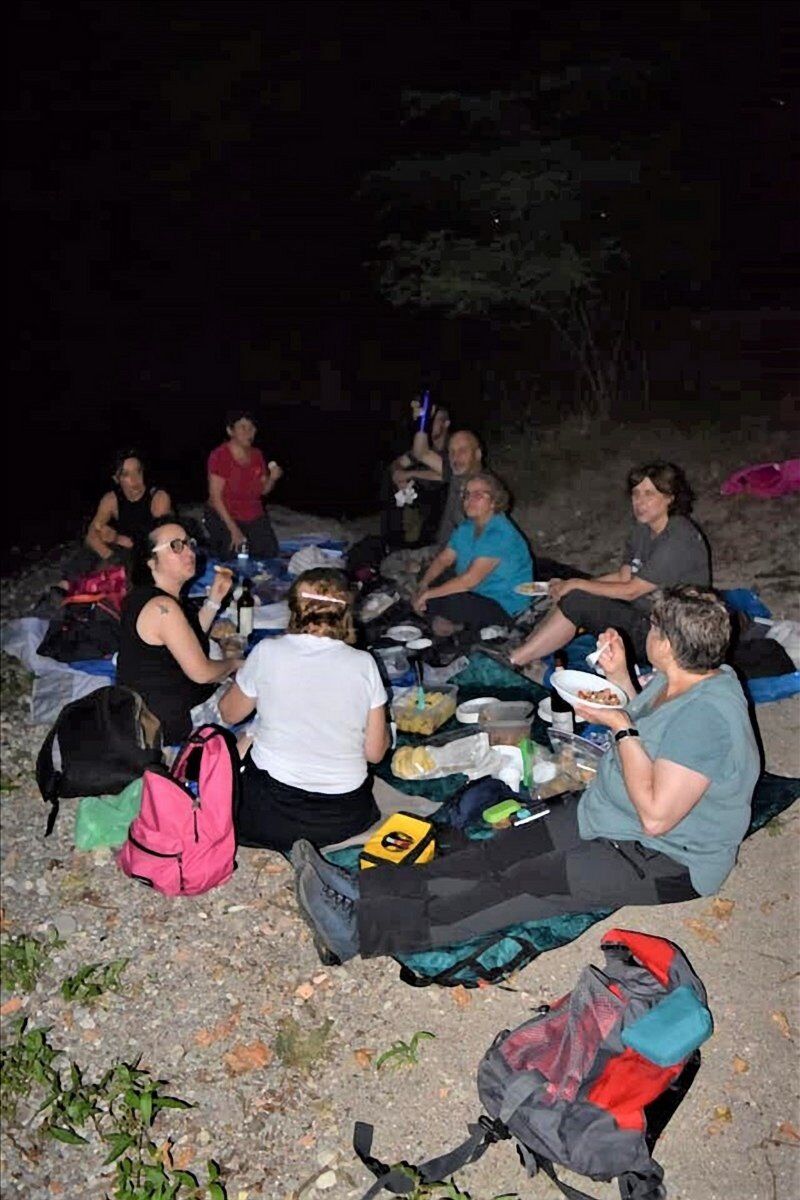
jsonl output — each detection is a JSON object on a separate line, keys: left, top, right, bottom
{"left": 478, "top": 700, "right": 534, "bottom": 746}
{"left": 391, "top": 684, "right": 458, "bottom": 736}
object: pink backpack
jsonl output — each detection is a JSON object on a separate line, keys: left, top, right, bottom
{"left": 117, "top": 725, "right": 239, "bottom": 896}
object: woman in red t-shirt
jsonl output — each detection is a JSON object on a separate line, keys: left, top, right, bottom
{"left": 205, "top": 409, "right": 283, "bottom": 558}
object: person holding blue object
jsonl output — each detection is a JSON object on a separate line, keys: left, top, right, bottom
{"left": 411, "top": 471, "right": 532, "bottom": 636}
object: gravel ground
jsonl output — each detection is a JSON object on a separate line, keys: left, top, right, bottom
{"left": 1, "top": 446, "right": 798, "bottom": 1200}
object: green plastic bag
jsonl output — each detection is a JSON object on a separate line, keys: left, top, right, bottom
{"left": 74, "top": 778, "right": 143, "bottom": 850}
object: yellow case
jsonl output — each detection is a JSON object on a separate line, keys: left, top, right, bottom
{"left": 359, "top": 812, "right": 437, "bottom": 870}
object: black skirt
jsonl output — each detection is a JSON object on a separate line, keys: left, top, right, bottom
{"left": 237, "top": 755, "right": 380, "bottom": 852}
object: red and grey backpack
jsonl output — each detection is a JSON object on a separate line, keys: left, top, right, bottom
{"left": 355, "top": 929, "right": 712, "bottom": 1200}
{"left": 117, "top": 725, "right": 240, "bottom": 896}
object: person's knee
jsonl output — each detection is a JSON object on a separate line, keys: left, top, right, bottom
{"left": 558, "top": 589, "right": 596, "bottom": 624}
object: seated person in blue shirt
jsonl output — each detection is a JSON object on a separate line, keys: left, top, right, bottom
{"left": 290, "top": 586, "right": 761, "bottom": 965}
{"left": 411, "top": 471, "right": 532, "bottom": 636}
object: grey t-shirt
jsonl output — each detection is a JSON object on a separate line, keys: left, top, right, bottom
{"left": 624, "top": 515, "right": 710, "bottom": 612}
{"left": 577, "top": 666, "right": 759, "bottom": 894}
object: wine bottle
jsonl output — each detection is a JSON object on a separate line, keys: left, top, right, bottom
{"left": 237, "top": 577, "right": 255, "bottom": 638}
{"left": 551, "top": 650, "right": 574, "bottom": 734}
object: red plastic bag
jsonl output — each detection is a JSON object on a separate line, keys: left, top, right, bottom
{"left": 720, "top": 459, "right": 800, "bottom": 498}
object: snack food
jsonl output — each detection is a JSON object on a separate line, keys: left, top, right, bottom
{"left": 213, "top": 565, "right": 234, "bottom": 579}
{"left": 391, "top": 746, "right": 437, "bottom": 779}
{"left": 577, "top": 687, "right": 622, "bottom": 706}
{"left": 392, "top": 689, "right": 457, "bottom": 735}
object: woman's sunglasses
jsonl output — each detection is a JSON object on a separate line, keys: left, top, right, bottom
{"left": 152, "top": 536, "right": 197, "bottom": 555}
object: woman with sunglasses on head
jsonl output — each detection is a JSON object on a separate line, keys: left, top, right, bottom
{"left": 411, "top": 471, "right": 532, "bottom": 636}
{"left": 218, "top": 569, "right": 389, "bottom": 852}
{"left": 118, "top": 520, "right": 242, "bottom": 744}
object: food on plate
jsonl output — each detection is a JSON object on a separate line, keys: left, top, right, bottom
{"left": 577, "top": 687, "right": 623, "bottom": 706}
{"left": 391, "top": 746, "right": 437, "bottom": 779}
{"left": 210, "top": 617, "right": 237, "bottom": 640}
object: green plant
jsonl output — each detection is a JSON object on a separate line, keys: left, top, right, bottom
{"left": 376, "top": 1030, "right": 436, "bottom": 1071}
{"left": 274, "top": 1016, "right": 333, "bottom": 1069}
{"left": 0, "top": 1019, "right": 61, "bottom": 1120}
{"left": 60, "top": 958, "right": 129, "bottom": 1003}
{"left": 1, "top": 931, "right": 63, "bottom": 994}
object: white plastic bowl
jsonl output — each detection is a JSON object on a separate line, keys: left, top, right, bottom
{"left": 456, "top": 696, "right": 496, "bottom": 724}
{"left": 551, "top": 669, "right": 627, "bottom": 712}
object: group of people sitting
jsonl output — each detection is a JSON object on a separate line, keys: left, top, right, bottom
{"left": 53, "top": 400, "right": 761, "bottom": 974}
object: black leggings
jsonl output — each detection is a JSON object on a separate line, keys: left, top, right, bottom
{"left": 357, "top": 795, "right": 698, "bottom": 957}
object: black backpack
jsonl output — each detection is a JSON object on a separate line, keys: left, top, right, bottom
{"left": 37, "top": 598, "right": 121, "bottom": 662}
{"left": 36, "top": 686, "right": 163, "bottom": 835}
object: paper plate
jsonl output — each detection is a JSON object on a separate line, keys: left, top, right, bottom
{"left": 514, "top": 581, "right": 550, "bottom": 597}
{"left": 552, "top": 669, "right": 627, "bottom": 712}
{"left": 456, "top": 696, "right": 495, "bottom": 724}
{"left": 385, "top": 624, "right": 423, "bottom": 643}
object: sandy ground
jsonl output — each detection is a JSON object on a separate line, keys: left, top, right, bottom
{"left": 1, "top": 424, "right": 798, "bottom": 1200}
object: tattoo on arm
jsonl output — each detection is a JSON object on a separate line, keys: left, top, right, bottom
{"left": 157, "top": 603, "right": 171, "bottom": 615}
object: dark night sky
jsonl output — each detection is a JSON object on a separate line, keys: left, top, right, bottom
{"left": 3, "top": 0, "right": 797, "bottom": 561}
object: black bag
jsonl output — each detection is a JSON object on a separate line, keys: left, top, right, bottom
{"left": 36, "top": 686, "right": 163, "bottom": 835}
{"left": 37, "top": 598, "right": 121, "bottom": 663}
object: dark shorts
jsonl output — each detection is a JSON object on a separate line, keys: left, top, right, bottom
{"left": 425, "top": 592, "right": 511, "bottom": 630}
{"left": 204, "top": 507, "right": 278, "bottom": 559}
{"left": 558, "top": 589, "right": 650, "bottom": 663}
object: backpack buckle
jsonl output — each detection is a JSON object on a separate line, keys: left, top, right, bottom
{"left": 478, "top": 1115, "right": 510, "bottom": 1143}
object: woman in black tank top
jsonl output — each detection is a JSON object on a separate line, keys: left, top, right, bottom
{"left": 118, "top": 520, "right": 241, "bottom": 743}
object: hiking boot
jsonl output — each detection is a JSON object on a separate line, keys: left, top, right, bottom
{"left": 289, "top": 840, "right": 359, "bottom": 900}
{"left": 295, "top": 862, "right": 360, "bottom": 963}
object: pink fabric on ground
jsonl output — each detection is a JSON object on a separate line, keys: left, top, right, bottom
{"left": 720, "top": 459, "right": 800, "bottom": 498}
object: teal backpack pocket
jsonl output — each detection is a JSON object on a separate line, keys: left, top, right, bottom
{"left": 621, "top": 985, "right": 713, "bottom": 1065}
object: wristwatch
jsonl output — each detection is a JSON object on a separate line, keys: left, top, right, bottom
{"left": 614, "top": 726, "right": 640, "bottom": 744}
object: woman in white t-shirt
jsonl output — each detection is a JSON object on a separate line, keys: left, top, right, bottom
{"left": 219, "top": 569, "right": 390, "bottom": 851}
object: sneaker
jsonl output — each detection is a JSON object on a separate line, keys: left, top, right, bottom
{"left": 289, "top": 840, "right": 359, "bottom": 900}
{"left": 294, "top": 863, "right": 360, "bottom": 963}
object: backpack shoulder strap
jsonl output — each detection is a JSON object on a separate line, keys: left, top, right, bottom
{"left": 36, "top": 722, "right": 63, "bottom": 836}
{"left": 353, "top": 1117, "right": 503, "bottom": 1198}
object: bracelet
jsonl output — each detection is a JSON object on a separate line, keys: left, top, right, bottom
{"left": 614, "top": 727, "right": 640, "bottom": 744}
{"left": 202, "top": 598, "right": 221, "bottom": 612}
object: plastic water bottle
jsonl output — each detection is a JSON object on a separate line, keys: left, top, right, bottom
{"left": 237, "top": 539, "right": 249, "bottom": 564}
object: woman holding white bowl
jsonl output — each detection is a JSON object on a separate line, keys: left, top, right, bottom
{"left": 291, "top": 586, "right": 760, "bottom": 963}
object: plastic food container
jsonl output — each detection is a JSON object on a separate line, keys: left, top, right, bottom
{"left": 391, "top": 685, "right": 458, "bottom": 736}
{"left": 374, "top": 645, "right": 409, "bottom": 680}
{"left": 478, "top": 700, "right": 534, "bottom": 746}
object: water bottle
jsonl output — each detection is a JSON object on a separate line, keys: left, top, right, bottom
{"left": 237, "top": 577, "right": 255, "bottom": 638}
{"left": 237, "top": 539, "right": 250, "bottom": 564}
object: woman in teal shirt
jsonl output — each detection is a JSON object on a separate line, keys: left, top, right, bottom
{"left": 290, "top": 586, "right": 761, "bottom": 964}
{"left": 411, "top": 471, "right": 532, "bottom": 636}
